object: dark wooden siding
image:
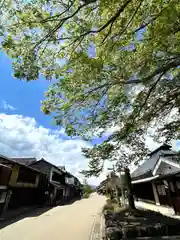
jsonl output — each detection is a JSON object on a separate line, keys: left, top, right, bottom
{"left": 0, "top": 166, "right": 11, "bottom": 185}
{"left": 30, "top": 161, "right": 51, "bottom": 176}
{"left": 133, "top": 182, "right": 155, "bottom": 203}
{"left": 17, "top": 166, "right": 37, "bottom": 184}
{"left": 8, "top": 188, "right": 39, "bottom": 209}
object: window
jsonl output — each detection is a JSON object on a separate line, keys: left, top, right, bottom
{"left": 56, "top": 189, "right": 63, "bottom": 199}
{"left": 157, "top": 185, "right": 161, "bottom": 195}
{"left": 157, "top": 185, "right": 166, "bottom": 196}
{"left": 176, "top": 181, "right": 180, "bottom": 189}
{"left": 65, "top": 177, "right": 74, "bottom": 185}
{"left": 52, "top": 171, "right": 65, "bottom": 184}
{"left": 161, "top": 185, "right": 166, "bottom": 195}
{"left": 0, "top": 191, "right": 7, "bottom": 203}
{"left": 169, "top": 182, "right": 175, "bottom": 192}
{"left": 17, "top": 167, "right": 37, "bottom": 184}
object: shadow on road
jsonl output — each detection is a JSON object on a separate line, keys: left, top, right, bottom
{"left": 0, "top": 197, "right": 81, "bottom": 230}
{"left": 59, "top": 197, "right": 81, "bottom": 206}
{"left": 0, "top": 206, "right": 53, "bottom": 230}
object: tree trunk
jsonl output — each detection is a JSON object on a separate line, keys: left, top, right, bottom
{"left": 124, "top": 167, "right": 136, "bottom": 209}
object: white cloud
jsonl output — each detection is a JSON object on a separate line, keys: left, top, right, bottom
{"left": 0, "top": 113, "right": 102, "bottom": 184}
{"left": 0, "top": 113, "right": 178, "bottom": 186}
{"left": 1, "top": 100, "right": 16, "bottom": 111}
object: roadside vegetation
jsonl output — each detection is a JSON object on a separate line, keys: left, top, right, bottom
{"left": 102, "top": 194, "right": 180, "bottom": 240}
{"left": 82, "top": 180, "right": 94, "bottom": 198}
{"left": 103, "top": 198, "right": 121, "bottom": 214}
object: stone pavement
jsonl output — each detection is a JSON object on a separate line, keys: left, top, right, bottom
{"left": 89, "top": 210, "right": 105, "bottom": 240}
{"left": 0, "top": 193, "right": 106, "bottom": 240}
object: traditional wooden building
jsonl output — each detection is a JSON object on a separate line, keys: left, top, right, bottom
{"left": 97, "top": 172, "right": 121, "bottom": 196}
{"left": 97, "top": 179, "right": 107, "bottom": 195}
{"left": 0, "top": 163, "right": 12, "bottom": 216}
{"left": 30, "top": 159, "right": 82, "bottom": 205}
{"left": 0, "top": 154, "right": 49, "bottom": 216}
{"left": 64, "top": 171, "right": 82, "bottom": 201}
{"left": 131, "top": 144, "right": 180, "bottom": 214}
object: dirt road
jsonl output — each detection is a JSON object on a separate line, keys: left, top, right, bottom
{"left": 0, "top": 194, "right": 106, "bottom": 240}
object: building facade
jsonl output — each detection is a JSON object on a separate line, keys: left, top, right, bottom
{"left": 0, "top": 155, "right": 49, "bottom": 216}
{"left": 30, "top": 159, "right": 82, "bottom": 206}
{"left": 131, "top": 144, "right": 180, "bottom": 214}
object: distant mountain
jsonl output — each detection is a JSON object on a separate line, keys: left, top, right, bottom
{"left": 90, "top": 185, "right": 97, "bottom": 190}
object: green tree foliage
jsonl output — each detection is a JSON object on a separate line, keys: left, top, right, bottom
{"left": 0, "top": 0, "right": 180, "bottom": 175}
{"left": 80, "top": 138, "right": 149, "bottom": 177}
{"left": 82, "top": 179, "right": 94, "bottom": 198}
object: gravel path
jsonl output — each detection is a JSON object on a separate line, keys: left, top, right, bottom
{"left": 0, "top": 194, "right": 106, "bottom": 240}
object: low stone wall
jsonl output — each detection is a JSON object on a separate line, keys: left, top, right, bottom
{"left": 103, "top": 208, "right": 180, "bottom": 239}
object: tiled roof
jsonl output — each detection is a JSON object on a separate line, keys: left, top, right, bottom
{"left": 0, "top": 163, "right": 12, "bottom": 170}
{"left": 131, "top": 145, "right": 178, "bottom": 180}
{"left": 148, "top": 143, "right": 171, "bottom": 156}
{"left": 11, "top": 157, "right": 37, "bottom": 166}
{"left": 30, "top": 159, "right": 81, "bottom": 185}
{"left": 0, "top": 154, "right": 46, "bottom": 175}
{"left": 131, "top": 155, "right": 159, "bottom": 179}
{"left": 131, "top": 170, "right": 154, "bottom": 181}
{"left": 30, "top": 158, "right": 67, "bottom": 174}
{"left": 57, "top": 166, "right": 66, "bottom": 170}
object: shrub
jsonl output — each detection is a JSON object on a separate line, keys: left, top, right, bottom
{"left": 83, "top": 192, "right": 90, "bottom": 198}
{"left": 103, "top": 198, "right": 121, "bottom": 214}
{"left": 103, "top": 203, "right": 115, "bottom": 213}
{"left": 82, "top": 180, "right": 94, "bottom": 198}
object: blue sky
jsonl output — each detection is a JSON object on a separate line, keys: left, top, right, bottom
{"left": 0, "top": 52, "right": 110, "bottom": 185}
{"left": 0, "top": 52, "right": 105, "bottom": 143}
{"left": 0, "top": 53, "right": 54, "bottom": 130}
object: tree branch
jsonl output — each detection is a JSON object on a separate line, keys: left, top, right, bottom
{"left": 119, "top": 0, "right": 144, "bottom": 36}
{"left": 133, "top": 5, "right": 167, "bottom": 34}
{"left": 102, "top": 21, "right": 115, "bottom": 43}
{"left": 93, "top": 0, "right": 132, "bottom": 34}
{"left": 134, "top": 72, "right": 165, "bottom": 120}
{"left": 34, "top": 0, "right": 132, "bottom": 51}
{"left": 33, "top": 2, "right": 92, "bottom": 49}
